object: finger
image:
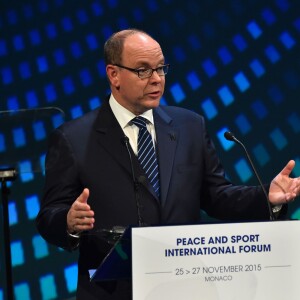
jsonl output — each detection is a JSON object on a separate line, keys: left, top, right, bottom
{"left": 73, "top": 216, "right": 95, "bottom": 232}
{"left": 77, "top": 188, "right": 90, "bottom": 204}
{"left": 73, "top": 209, "right": 94, "bottom": 219}
{"left": 280, "top": 160, "right": 295, "bottom": 177}
{"left": 73, "top": 189, "right": 91, "bottom": 211}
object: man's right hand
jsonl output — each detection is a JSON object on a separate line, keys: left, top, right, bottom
{"left": 67, "top": 188, "right": 95, "bottom": 234}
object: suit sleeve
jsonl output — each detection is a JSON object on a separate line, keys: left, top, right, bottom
{"left": 36, "top": 128, "right": 83, "bottom": 250}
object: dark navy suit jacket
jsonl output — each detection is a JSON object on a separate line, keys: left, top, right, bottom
{"left": 36, "top": 100, "right": 272, "bottom": 299}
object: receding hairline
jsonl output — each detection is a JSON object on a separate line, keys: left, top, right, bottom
{"left": 109, "top": 29, "right": 154, "bottom": 43}
{"left": 104, "top": 29, "right": 157, "bottom": 65}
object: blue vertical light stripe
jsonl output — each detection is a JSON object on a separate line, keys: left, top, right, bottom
{"left": 2, "top": 67, "right": 13, "bottom": 85}
{"left": 276, "top": 0, "right": 290, "bottom": 12}
{"left": 71, "top": 105, "right": 83, "bottom": 119}
{"left": 29, "top": 29, "right": 41, "bottom": 46}
{"left": 71, "top": 42, "right": 83, "bottom": 58}
{"left": 40, "top": 274, "right": 57, "bottom": 300}
{"left": 86, "top": 34, "right": 98, "bottom": 50}
{"left": 25, "top": 195, "right": 40, "bottom": 219}
{"left": 61, "top": 17, "right": 73, "bottom": 31}
{"left": 64, "top": 264, "right": 78, "bottom": 292}
{"left": 26, "top": 90, "right": 39, "bottom": 108}
{"left": 170, "top": 83, "right": 185, "bottom": 103}
{"left": 188, "top": 34, "right": 201, "bottom": 50}
{"left": 77, "top": 9, "right": 88, "bottom": 24}
{"left": 19, "top": 61, "right": 32, "bottom": 79}
{"left": 32, "top": 235, "right": 49, "bottom": 258}
{"left": 13, "top": 35, "right": 24, "bottom": 51}
{"left": 268, "top": 85, "right": 283, "bottom": 104}
{"left": 251, "top": 100, "right": 268, "bottom": 119}
{"left": 201, "top": 99, "right": 218, "bottom": 120}
{"left": 32, "top": 121, "right": 46, "bottom": 140}
{"left": 218, "top": 85, "right": 234, "bottom": 106}
{"left": 13, "top": 127, "right": 26, "bottom": 147}
{"left": 91, "top": 2, "right": 104, "bottom": 15}
{"left": 97, "top": 60, "right": 106, "bottom": 77}
{"left": 249, "top": 59, "right": 265, "bottom": 77}
{"left": 11, "top": 241, "right": 24, "bottom": 266}
{"left": 7, "top": 10, "right": 18, "bottom": 25}
{"left": 53, "top": 49, "right": 66, "bottom": 66}
{"left": 265, "top": 45, "right": 280, "bottom": 63}
{"left": 279, "top": 31, "right": 295, "bottom": 49}
{"left": 261, "top": 8, "right": 276, "bottom": 25}
{"left": 52, "top": 113, "right": 65, "bottom": 128}
{"left": 45, "top": 23, "right": 57, "bottom": 39}
{"left": 44, "top": 83, "right": 57, "bottom": 102}
{"left": 89, "top": 97, "right": 101, "bottom": 110}
{"left": 7, "top": 96, "right": 19, "bottom": 110}
{"left": 62, "top": 76, "right": 75, "bottom": 94}
{"left": 80, "top": 69, "right": 93, "bottom": 86}
{"left": 235, "top": 114, "right": 251, "bottom": 135}
{"left": 19, "top": 160, "right": 34, "bottom": 182}
{"left": 253, "top": 144, "right": 270, "bottom": 167}
{"left": 269, "top": 128, "right": 287, "bottom": 150}
{"left": 14, "top": 283, "right": 31, "bottom": 300}
{"left": 0, "top": 39, "right": 7, "bottom": 56}
{"left": 0, "top": 134, "right": 5, "bottom": 152}
{"left": 202, "top": 59, "right": 217, "bottom": 77}
{"left": 234, "top": 72, "right": 250, "bottom": 92}
{"left": 40, "top": 153, "right": 46, "bottom": 174}
{"left": 218, "top": 46, "right": 232, "bottom": 65}
{"left": 9, "top": 202, "right": 18, "bottom": 225}
{"left": 247, "top": 21, "right": 262, "bottom": 39}
{"left": 235, "top": 158, "right": 252, "bottom": 183}
{"left": 287, "top": 113, "right": 300, "bottom": 133}
{"left": 173, "top": 46, "right": 186, "bottom": 62}
{"left": 186, "top": 72, "right": 202, "bottom": 90}
{"left": 36, "top": 56, "right": 49, "bottom": 73}
{"left": 233, "top": 34, "right": 248, "bottom": 51}
{"left": 23, "top": 4, "right": 33, "bottom": 19}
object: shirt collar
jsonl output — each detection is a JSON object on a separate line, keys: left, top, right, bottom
{"left": 109, "top": 94, "right": 154, "bottom": 129}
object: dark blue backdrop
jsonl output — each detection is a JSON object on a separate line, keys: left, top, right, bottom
{"left": 1, "top": 0, "right": 300, "bottom": 299}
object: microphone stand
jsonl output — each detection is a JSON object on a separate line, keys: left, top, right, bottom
{"left": 123, "top": 136, "right": 144, "bottom": 226}
{"left": 224, "top": 132, "right": 275, "bottom": 221}
{"left": 0, "top": 168, "right": 17, "bottom": 300}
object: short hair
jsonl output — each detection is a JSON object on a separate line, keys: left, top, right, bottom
{"left": 104, "top": 29, "right": 153, "bottom": 65}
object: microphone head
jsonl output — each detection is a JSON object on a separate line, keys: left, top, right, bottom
{"left": 224, "top": 131, "right": 235, "bottom": 141}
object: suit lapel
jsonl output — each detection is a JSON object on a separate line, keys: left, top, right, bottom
{"left": 93, "top": 101, "right": 160, "bottom": 201}
{"left": 93, "top": 101, "right": 178, "bottom": 206}
{"left": 154, "top": 107, "right": 178, "bottom": 207}
{"left": 93, "top": 101, "right": 132, "bottom": 176}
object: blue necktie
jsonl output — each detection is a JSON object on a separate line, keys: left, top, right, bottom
{"left": 131, "top": 116, "right": 160, "bottom": 198}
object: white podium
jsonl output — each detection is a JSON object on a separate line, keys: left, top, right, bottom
{"left": 132, "top": 220, "right": 300, "bottom": 300}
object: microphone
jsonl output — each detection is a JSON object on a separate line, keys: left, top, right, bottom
{"left": 122, "top": 136, "right": 144, "bottom": 226}
{"left": 224, "top": 131, "right": 275, "bottom": 221}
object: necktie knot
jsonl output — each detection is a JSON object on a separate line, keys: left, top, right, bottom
{"left": 131, "top": 116, "right": 148, "bottom": 129}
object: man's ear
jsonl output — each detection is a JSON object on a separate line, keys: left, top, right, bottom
{"left": 106, "top": 65, "right": 120, "bottom": 89}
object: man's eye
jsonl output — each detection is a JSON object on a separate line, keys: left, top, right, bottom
{"left": 138, "top": 69, "right": 148, "bottom": 74}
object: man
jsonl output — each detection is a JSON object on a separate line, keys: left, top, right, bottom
{"left": 36, "top": 29, "right": 300, "bottom": 299}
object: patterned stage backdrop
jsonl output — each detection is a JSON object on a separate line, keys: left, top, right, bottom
{"left": 1, "top": 0, "right": 300, "bottom": 299}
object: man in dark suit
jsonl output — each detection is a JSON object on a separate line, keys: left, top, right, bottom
{"left": 36, "top": 29, "right": 300, "bottom": 299}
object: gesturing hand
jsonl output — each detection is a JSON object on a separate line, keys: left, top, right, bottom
{"left": 269, "top": 160, "right": 300, "bottom": 205}
{"left": 67, "top": 188, "right": 95, "bottom": 234}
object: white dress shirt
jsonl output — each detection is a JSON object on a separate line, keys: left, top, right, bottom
{"left": 109, "top": 94, "right": 157, "bottom": 155}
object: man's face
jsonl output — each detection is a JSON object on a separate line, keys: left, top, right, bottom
{"left": 107, "top": 33, "right": 166, "bottom": 115}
